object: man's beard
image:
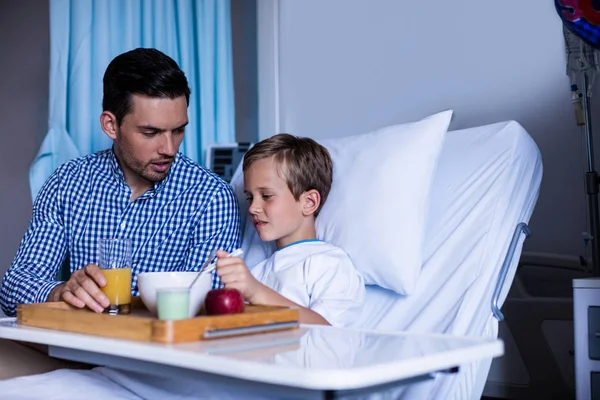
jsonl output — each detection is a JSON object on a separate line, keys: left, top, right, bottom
{"left": 114, "top": 144, "right": 173, "bottom": 183}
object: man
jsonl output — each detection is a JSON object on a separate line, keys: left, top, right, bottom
{"left": 0, "top": 48, "right": 240, "bottom": 378}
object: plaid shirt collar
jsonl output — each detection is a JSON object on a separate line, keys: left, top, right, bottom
{"left": 108, "top": 147, "right": 181, "bottom": 197}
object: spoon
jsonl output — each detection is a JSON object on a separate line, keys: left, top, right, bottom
{"left": 189, "top": 248, "right": 244, "bottom": 290}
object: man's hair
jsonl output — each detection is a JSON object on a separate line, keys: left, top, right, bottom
{"left": 102, "top": 48, "right": 191, "bottom": 126}
{"left": 243, "top": 133, "right": 333, "bottom": 216}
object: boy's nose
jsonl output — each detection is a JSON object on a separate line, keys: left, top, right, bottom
{"left": 248, "top": 203, "right": 261, "bottom": 215}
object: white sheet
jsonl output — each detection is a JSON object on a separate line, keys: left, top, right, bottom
{"left": 0, "top": 367, "right": 267, "bottom": 400}
{"left": 0, "top": 368, "right": 141, "bottom": 400}
{"left": 354, "top": 121, "right": 542, "bottom": 399}
{"left": 0, "top": 121, "right": 542, "bottom": 400}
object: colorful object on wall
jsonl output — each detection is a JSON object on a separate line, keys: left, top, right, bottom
{"left": 556, "top": 0, "right": 600, "bottom": 48}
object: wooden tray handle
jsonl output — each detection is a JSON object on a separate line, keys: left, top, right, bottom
{"left": 202, "top": 321, "right": 299, "bottom": 339}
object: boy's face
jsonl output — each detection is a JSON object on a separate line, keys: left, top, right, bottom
{"left": 244, "top": 157, "right": 309, "bottom": 249}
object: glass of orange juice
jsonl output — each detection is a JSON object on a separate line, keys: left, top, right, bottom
{"left": 98, "top": 238, "right": 132, "bottom": 315}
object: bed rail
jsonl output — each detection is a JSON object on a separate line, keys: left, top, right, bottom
{"left": 491, "top": 222, "right": 531, "bottom": 321}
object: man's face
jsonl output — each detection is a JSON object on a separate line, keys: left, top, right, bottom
{"left": 112, "top": 94, "right": 188, "bottom": 184}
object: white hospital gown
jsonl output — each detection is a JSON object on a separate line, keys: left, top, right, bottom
{"left": 250, "top": 240, "right": 365, "bottom": 327}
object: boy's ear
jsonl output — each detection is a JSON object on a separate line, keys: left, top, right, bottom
{"left": 301, "top": 189, "right": 321, "bottom": 217}
{"left": 100, "top": 111, "right": 119, "bottom": 140}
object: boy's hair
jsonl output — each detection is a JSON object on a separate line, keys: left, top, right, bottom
{"left": 243, "top": 133, "right": 333, "bottom": 216}
{"left": 102, "top": 48, "right": 191, "bottom": 126}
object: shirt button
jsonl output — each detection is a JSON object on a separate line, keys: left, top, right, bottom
{"left": 120, "top": 222, "right": 126, "bottom": 229}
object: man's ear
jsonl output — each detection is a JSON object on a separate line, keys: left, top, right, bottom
{"left": 301, "top": 189, "right": 321, "bottom": 217}
{"left": 100, "top": 111, "right": 119, "bottom": 140}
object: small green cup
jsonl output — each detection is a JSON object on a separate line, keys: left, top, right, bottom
{"left": 156, "top": 287, "right": 190, "bottom": 321}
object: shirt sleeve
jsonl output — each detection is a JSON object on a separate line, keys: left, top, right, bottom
{"left": 0, "top": 171, "right": 67, "bottom": 316}
{"left": 179, "top": 183, "right": 241, "bottom": 289}
{"left": 306, "top": 251, "right": 366, "bottom": 328}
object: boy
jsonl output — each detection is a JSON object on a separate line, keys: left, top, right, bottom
{"left": 216, "top": 134, "right": 365, "bottom": 326}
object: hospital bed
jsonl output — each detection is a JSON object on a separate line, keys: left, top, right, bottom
{"left": 380, "top": 120, "right": 540, "bottom": 400}
{"left": 0, "top": 113, "right": 542, "bottom": 399}
{"left": 231, "top": 114, "right": 542, "bottom": 399}
{"left": 356, "top": 123, "right": 539, "bottom": 400}
{"left": 365, "top": 119, "right": 541, "bottom": 400}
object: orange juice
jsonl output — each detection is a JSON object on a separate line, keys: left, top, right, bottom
{"left": 101, "top": 268, "right": 132, "bottom": 306}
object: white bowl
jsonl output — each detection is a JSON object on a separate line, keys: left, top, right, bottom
{"left": 137, "top": 271, "right": 213, "bottom": 318}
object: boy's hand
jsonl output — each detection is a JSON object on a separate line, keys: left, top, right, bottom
{"left": 215, "top": 250, "right": 264, "bottom": 303}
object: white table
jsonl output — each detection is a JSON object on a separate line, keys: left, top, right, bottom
{"left": 0, "top": 318, "right": 503, "bottom": 399}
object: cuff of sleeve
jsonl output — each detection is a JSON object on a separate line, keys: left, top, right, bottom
{"left": 35, "top": 280, "right": 65, "bottom": 303}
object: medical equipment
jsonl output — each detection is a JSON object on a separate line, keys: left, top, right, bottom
{"left": 556, "top": 0, "right": 600, "bottom": 277}
{"left": 205, "top": 142, "right": 253, "bottom": 183}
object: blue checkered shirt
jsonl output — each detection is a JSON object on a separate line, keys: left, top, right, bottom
{"left": 0, "top": 149, "right": 240, "bottom": 316}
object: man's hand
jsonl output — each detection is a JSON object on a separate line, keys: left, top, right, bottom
{"left": 215, "top": 250, "right": 264, "bottom": 303}
{"left": 47, "top": 264, "right": 109, "bottom": 313}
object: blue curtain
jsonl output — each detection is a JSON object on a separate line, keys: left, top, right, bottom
{"left": 30, "top": 0, "right": 235, "bottom": 200}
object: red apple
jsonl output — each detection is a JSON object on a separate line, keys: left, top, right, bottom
{"left": 204, "top": 288, "right": 245, "bottom": 316}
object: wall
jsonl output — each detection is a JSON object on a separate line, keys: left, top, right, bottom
{"left": 258, "top": 0, "right": 594, "bottom": 257}
{"left": 0, "top": 1, "right": 49, "bottom": 282}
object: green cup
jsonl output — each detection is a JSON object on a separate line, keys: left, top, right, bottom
{"left": 156, "top": 287, "right": 190, "bottom": 321}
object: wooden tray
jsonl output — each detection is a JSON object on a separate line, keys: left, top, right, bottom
{"left": 16, "top": 297, "right": 299, "bottom": 343}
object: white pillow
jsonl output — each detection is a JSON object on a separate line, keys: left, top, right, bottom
{"left": 230, "top": 110, "right": 453, "bottom": 295}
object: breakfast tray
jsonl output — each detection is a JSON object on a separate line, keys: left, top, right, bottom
{"left": 16, "top": 297, "right": 299, "bottom": 343}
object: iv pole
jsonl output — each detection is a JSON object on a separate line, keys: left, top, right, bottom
{"left": 566, "top": 26, "right": 600, "bottom": 276}
{"left": 581, "top": 74, "right": 600, "bottom": 277}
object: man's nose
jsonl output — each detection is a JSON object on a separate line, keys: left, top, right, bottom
{"left": 158, "top": 133, "right": 176, "bottom": 157}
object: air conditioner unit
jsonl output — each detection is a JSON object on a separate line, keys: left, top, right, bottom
{"left": 205, "top": 142, "right": 253, "bottom": 183}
